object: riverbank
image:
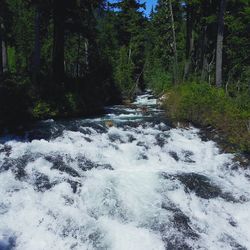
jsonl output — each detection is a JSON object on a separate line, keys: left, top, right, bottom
{"left": 1, "top": 93, "right": 250, "bottom": 249}
{"left": 159, "top": 83, "right": 250, "bottom": 154}
{"left": 0, "top": 76, "right": 121, "bottom": 135}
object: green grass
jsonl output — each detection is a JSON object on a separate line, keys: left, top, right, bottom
{"left": 162, "top": 83, "right": 250, "bottom": 153}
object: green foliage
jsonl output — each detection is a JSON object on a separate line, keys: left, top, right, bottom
{"left": 65, "top": 92, "right": 78, "bottom": 113}
{"left": 144, "top": 60, "right": 172, "bottom": 95}
{"left": 164, "top": 83, "right": 250, "bottom": 152}
{"left": 32, "top": 101, "right": 58, "bottom": 119}
{"left": 114, "top": 46, "right": 135, "bottom": 99}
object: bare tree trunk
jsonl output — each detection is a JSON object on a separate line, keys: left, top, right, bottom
{"left": 2, "top": 38, "right": 7, "bottom": 73}
{"left": 216, "top": 0, "right": 227, "bottom": 87}
{"left": 183, "top": 3, "right": 194, "bottom": 81}
{"left": 76, "top": 34, "right": 81, "bottom": 78}
{"left": 0, "top": 22, "right": 7, "bottom": 74}
{"left": 0, "top": 23, "right": 3, "bottom": 75}
{"left": 168, "top": 0, "right": 178, "bottom": 85}
{"left": 201, "top": 26, "right": 208, "bottom": 81}
{"left": 84, "top": 38, "right": 89, "bottom": 72}
{"left": 52, "top": 0, "right": 65, "bottom": 84}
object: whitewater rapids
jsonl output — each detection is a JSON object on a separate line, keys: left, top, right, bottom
{"left": 0, "top": 93, "right": 250, "bottom": 250}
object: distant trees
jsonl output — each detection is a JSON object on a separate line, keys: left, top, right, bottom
{"left": 52, "top": 0, "right": 65, "bottom": 84}
{"left": 112, "top": 0, "right": 146, "bottom": 98}
{"left": 145, "top": 0, "right": 250, "bottom": 93}
{"left": 0, "top": 0, "right": 249, "bottom": 128}
{"left": 216, "top": 0, "right": 227, "bottom": 87}
{"left": 0, "top": 0, "right": 8, "bottom": 75}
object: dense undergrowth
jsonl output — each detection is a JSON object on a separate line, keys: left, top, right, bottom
{"left": 159, "top": 83, "right": 250, "bottom": 153}
{"left": 0, "top": 73, "right": 120, "bottom": 133}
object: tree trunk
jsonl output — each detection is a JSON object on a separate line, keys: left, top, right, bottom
{"left": 0, "top": 23, "right": 3, "bottom": 75}
{"left": 84, "top": 38, "right": 89, "bottom": 72}
{"left": 32, "top": 5, "right": 41, "bottom": 82}
{"left": 0, "top": 22, "right": 7, "bottom": 74}
{"left": 215, "top": 0, "right": 227, "bottom": 87}
{"left": 183, "top": 3, "right": 194, "bottom": 81}
{"left": 52, "top": 0, "right": 65, "bottom": 84}
{"left": 168, "top": 0, "right": 178, "bottom": 85}
{"left": 76, "top": 33, "right": 81, "bottom": 78}
{"left": 2, "top": 37, "right": 7, "bottom": 73}
{"left": 201, "top": 26, "right": 208, "bottom": 81}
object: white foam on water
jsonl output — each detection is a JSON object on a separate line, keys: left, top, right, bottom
{"left": 0, "top": 94, "right": 250, "bottom": 249}
{"left": 134, "top": 94, "right": 157, "bottom": 106}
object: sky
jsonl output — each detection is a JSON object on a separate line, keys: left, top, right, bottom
{"left": 143, "top": 0, "right": 157, "bottom": 15}
{"left": 109, "top": 0, "right": 158, "bottom": 16}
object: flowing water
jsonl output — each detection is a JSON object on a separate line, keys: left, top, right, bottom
{"left": 0, "top": 93, "right": 250, "bottom": 250}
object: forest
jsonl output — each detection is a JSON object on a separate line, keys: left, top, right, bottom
{"left": 0, "top": 0, "right": 249, "bottom": 151}
{"left": 1, "top": 1, "right": 250, "bottom": 249}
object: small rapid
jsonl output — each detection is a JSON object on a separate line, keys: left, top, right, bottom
{"left": 0, "top": 93, "right": 250, "bottom": 250}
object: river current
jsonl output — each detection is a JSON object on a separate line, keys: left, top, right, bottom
{"left": 0, "top": 93, "right": 250, "bottom": 250}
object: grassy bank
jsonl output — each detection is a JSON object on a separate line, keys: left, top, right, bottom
{"left": 161, "top": 83, "right": 250, "bottom": 153}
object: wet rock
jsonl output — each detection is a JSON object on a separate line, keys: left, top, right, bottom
{"left": 220, "top": 192, "right": 239, "bottom": 203}
{"left": 169, "top": 151, "right": 179, "bottom": 161}
{"left": 182, "top": 150, "right": 195, "bottom": 163}
{"left": 176, "top": 173, "right": 222, "bottom": 199}
{"left": 136, "top": 141, "right": 149, "bottom": 150}
{"left": 105, "top": 120, "right": 114, "bottom": 128}
{"left": 34, "top": 173, "right": 53, "bottom": 191}
{"left": 45, "top": 155, "right": 68, "bottom": 168}
{"left": 0, "top": 145, "right": 12, "bottom": 157}
{"left": 159, "top": 202, "right": 199, "bottom": 250}
{"left": 77, "top": 156, "right": 113, "bottom": 171}
{"left": 137, "top": 153, "right": 148, "bottom": 160}
{"left": 160, "top": 172, "right": 176, "bottom": 180}
{"left": 127, "top": 134, "right": 136, "bottom": 143}
{"left": 45, "top": 155, "right": 80, "bottom": 177}
{"left": 108, "top": 133, "right": 124, "bottom": 143}
{"left": 63, "top": 196, "right": 74, "bottom": 206}
{"left": 157, "top": 123, "right": 170, "bottom": 132}
{"left": 161, "top": 202, "right": 199, "bottom": 240}
{"left": 164, "top": 240, "right": 193, "bottom": 250}
{"left": 1, "top": 154, "right": 38, "bottom": 180}
{"left": 0, "top": 203, "right": 9, "bottom": 215}
{"left": 222, "top": 234, "right": 247, "bottom": 250}
{"left": 52, "top": 165, "right": 80, "bottom": 177}
{"left": 67, "top": 180, "right": 81, "bottom": 193}
{"left": 139, "top": 106, "right": 148, "bottom": 113}
{"left": 97, "top": 164, "right": 113, "bottom": 170}
{"left": 84, "top": 137, "right": 92, "bottom": 143}
{"left": 77, "top": 157, "right": 98, "bottom": 171}
{"left": 155, "top": 133, "right": 167, "bottom": 147}
{"left": 0, "top": 235, "right": 16, "bottom": 250}
{"left": 228, "top": 218, "right": 237, "bottom": 227}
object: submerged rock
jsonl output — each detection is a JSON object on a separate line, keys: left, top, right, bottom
{"left": 0, "top": 235, "right": 16, "bottom": 250}
{"left": 176, "top": 173, "right": 222, "bottom": 199}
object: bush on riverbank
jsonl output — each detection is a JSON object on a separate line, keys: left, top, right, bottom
{"left": 162, "top": 83, "right": 250, "bottom": 153}
{"left": 0, "top": 72, "right": 118, "bottom": 132}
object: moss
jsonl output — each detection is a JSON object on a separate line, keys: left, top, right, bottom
{"left": 162, "top": 83, "right": 250, "bottom": 153}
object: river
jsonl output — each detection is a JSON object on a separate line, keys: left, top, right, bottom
{"left": 0, "top": 92, "right": 250, "bottom": 250}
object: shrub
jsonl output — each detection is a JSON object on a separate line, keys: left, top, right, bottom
{"left": 114, "top": 46, "right": 135, "bottom": 99}
{"left": 32, "top": 101, "right": 58, "bottom": 119}
{"left": 163, "top": 83, "right": 250, "bottom": 152}
{"left": 144, "top": 59, "right": 172, "bottom": 95}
